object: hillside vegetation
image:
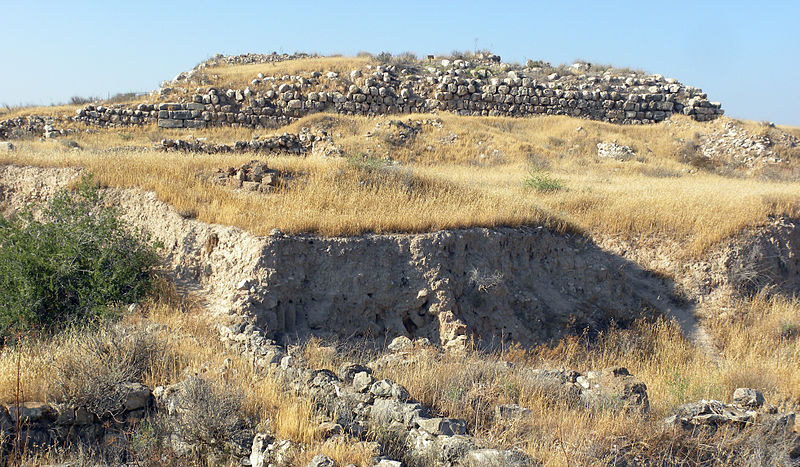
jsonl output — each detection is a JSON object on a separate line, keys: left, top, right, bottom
{"left": 2, "top": 111, "right": 799, "bottom": 255}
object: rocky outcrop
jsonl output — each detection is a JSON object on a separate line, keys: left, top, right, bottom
{"left": 522, "top": 367, "right": 650, "bottom": 414}
{"left": 664, "top": 389, "right": 798, "bottom": 436}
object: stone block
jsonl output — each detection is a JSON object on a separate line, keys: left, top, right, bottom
{"left": 733, "top": 388, "right": 765, "bottom": 408}
{"left": 118, "top": 382, "right": 152, "bottom": 411}
{"left": 353, "top": 371, "right": 375, "bottom": 393}
{"left": 417, "top": 417, "right": 467, "bottom": 436}
{"left": 8, "top": 402, "right": 54, "bottom": 423}
{"left": 158, "top": 119, "right": 184, "bottom": 128}
{"left": 184, "top": 119, "right": 207, "bottom": 129}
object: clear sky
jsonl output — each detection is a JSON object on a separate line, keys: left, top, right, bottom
{"left": 2, "top": 0, "right": 798, "bottom": 125}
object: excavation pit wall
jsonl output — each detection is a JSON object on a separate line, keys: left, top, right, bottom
{"left": 3, "top": 166, "right": 800, "bottom": 349}
{"left": 0, "top": 165, "right": 697, "bottom": 350}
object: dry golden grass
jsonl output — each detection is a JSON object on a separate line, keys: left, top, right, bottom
{"left": 3, "top": 113, "right": 800, "bottom": 255}
{"left": 778, "top": 124, "right": 800, "bottom": 139}
{"left": 208, "top": 56, "right": 370, "bottom": 90}
{"left": 0, "top": 287, "right": 375, "bottom": 466}
{"left": 0, "top": 103, "right": 85, "bottom": 120}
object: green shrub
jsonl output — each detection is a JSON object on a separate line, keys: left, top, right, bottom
{"left": 525, "top": 169, "right": 564, "bottom": 192}
{"left": 0, "top": 175, "right": 160, "bottom": 337}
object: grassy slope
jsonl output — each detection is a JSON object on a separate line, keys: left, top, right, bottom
{"left": 2, "top": 112, "right": 799, "bottom": 255}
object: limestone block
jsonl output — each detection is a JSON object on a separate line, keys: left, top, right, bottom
{"left": 184, "top": 119, "right": 207, "bottom": 129}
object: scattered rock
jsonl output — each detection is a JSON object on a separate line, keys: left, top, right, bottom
{"left": 417, "top": 417, "right": 467, "bottom": 436}
{"left": 205, "top": 160, "right": 288, "bottom": 193}
{"left": 387, "top": 336, "right": 412, "bottom": 353}
{"left": 353, "top": 372, "right": 376, "bottom": 393}
{"left": 307, "top": 454, "right": 336, "bottom": 467}
{"left": 494, "top": 404, "right": 532, "bottom": 420}
{"left": 597, "top": 141, "right": 636, "bottom": 161}
{"left": 370, "top": 379, "right": 395, "bottom": 398}
{"left": 117, "top": 382, "right": 153, "bottom": 411}
{"left": 7, "top": 402, "right": 55, "bottom": 423}
{"left": 732, "top": 387, "right": 765, "bottom": 408}
{"left": 664, "top": 389, "right": 795, "bottom": 433}
{"left": 579, "top": 367, "right": 649, "bottom": 414}
{"left": 463, "top": 448, "right": 529, "bottom": 466}
{"left": 316, "top": 421, "right": 342, "bottom": 439}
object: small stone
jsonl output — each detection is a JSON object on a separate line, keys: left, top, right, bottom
{"left": 118, "top": 382, "right": 152, "bottom": 411}
{"left": 7, "top": 402, "right": 54, "bottom": 423}
{"left": 250, "top": 432, "right": 274, "bottom": 467}
{"left": 464, "top": 448, "right": 529, "bottom": 466}
{"left": 387, "top": 336, "right": 412, "bottom": 353}
{"left": 353, "top": 371, "right": 375, "bottom": 393}
{"left": 373, "top": 459, "right": 402, "bottom": 467}
{"left": 494, "top": 404, "right": 532, "bottom": 420}
{"left": 307, "top": 454, "right": 336, "bottom": 467}
{"left": 338, "top": 362, "right": 371, "bottom": 384}
{"left": 370, "top": 379, "right": 394, "bottom": 398}
{"left": 733, "top": 388, "right": 765, "bottom": 408}
{"left": 416, "top": 417, "right": 467, "bottom": 436}
{"left": 316, "top": 421, "right": 342, "bottom": 439}
{"left": 391, "top": 383, "right": 410, "bottom": 402}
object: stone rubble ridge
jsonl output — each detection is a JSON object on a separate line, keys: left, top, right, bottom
{"left": 223, "top": 324, "right": 654, "bottom": 467}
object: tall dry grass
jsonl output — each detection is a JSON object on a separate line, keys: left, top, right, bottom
{"left": 4, "top": 113, "right": 800, "bottom": 255}
{"left": 0, "top": 285, "right": 376, "bottom": 466}
{"left": 208, "top": 56, "right": 370, "bottom": 90}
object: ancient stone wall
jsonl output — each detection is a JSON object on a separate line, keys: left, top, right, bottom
{"left": 67, "top": 55, "right": 723, "bottom": 130}
{"left": 1, "top": 383, "right": 152, "bottom": 453}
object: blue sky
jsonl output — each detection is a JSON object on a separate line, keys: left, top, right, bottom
{"left": 2, "top": 1, "right": 798, "bottom": 125}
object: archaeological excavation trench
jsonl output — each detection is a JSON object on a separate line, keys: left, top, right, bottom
{"left": 1, "top": 164, "right": 798, "bottom": 350}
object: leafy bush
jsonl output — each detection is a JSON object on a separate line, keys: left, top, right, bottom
{"left": 525, "top": 169, "right": 564, "bottom": 192}
{"left": 0, "top": 175, "right": 160, "bottom": 337}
